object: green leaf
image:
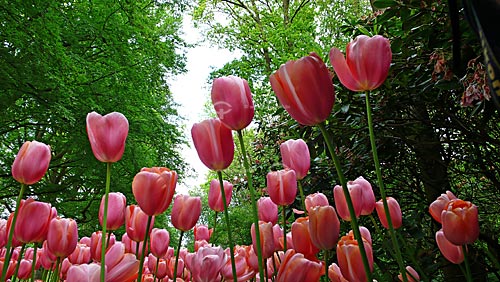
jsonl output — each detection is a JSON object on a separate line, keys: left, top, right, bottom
{"left": 373, "top": 0, "right": 398, "bottom": 9}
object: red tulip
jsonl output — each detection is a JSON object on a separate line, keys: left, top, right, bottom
{"left": 328, "top": 263, "right": 349, "bottom": 282}
{"left": 208, "top": 179, "right": 233, "bottom": 212}
{"left": 185, "top": 246, "right": 226, "bottom": 282}
{"left": 398, "top": 266, "right": 420, "bottom": 282}
{"left": 14, "top": 198, "right": 56, "bottom": 243}
{"left": 329, "top": 35, "right": 392, "bottom": 91}
{"left": 251, "top": 221, "right": 275, "bottom": 259}
{"left": 46, "top": 217, "right": 78, "bottom": 258}
{"left": 337, "top": 233, "right": 374, "bottom": 282}
{"left": 280, "top": 139, "right": 310, "bottom": 180}
{"left": 86, "top": 111, "right": 129, "bottom": 163}
{"left": 132, "top": 167, "right": 177, "bottom": 216}
{"left": 99, "top": 192, "right": 126, "bottom": 230}
{"left": 171, "top": 195, "right": 201, "bottom": 232}
{"left": 276, "top": 249, "right": 324, "bottom": 282}
{"left": 191, "top": 118, "right": 234, "bottom": 171}
{"left": 291, "top": 217, "right": 320, "bottom": 260}
{"left": 429, "top": 190, "right": 457, "bottom": 223}
{"left": 150, "top": 228, "right": 170, "bottom": 258}
{"left": 125, "top": 205, "right": 154, "bottom": 242}
{"left": 334, "top": 176, "right": 375, "bottom": 221}
{"left": 66, "top": 263, "right": 101, "bottom": 282}
{"left": 211, "top": 75, "right": 255, "bottom": 130}
{"left": 257, "top": 197, "right": 279, "bottom": 224}
{"left": 305, "top": 192, "right": 329, "bottom": 213}
{"left": 435, "top": 229, "right": 464, "bottom": 264}
{"left": 11, "top": 140, "right": 51, "bottom": 185}
{"left": 266, "top": 169, "right": 297, "bottom": 206}
{"left": 270, "top": 53, "right": 335, "bottom": 126}
{"left": 441, "top": 199, "right": 479, "bottom": 245}
{"left": 193, "top": 225, "right": 213, "bottom": 243}
{"left": 308, "top": 205, "right": 340, "bottom": 250}
{"left": 375, "top": 197, "right": 403, "bottom": 229}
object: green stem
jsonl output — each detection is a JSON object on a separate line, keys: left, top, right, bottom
{"left": 12, "top": 244, "right": 26, "bottom": 282}
{"left": 1, "top": 183, "right": 27, "bottom": 282}
{"left": 31, "top": 243, "right": 38, "bottom": 282}
{"left": 100, "top": 162, "right": 112, "bottom": 282}
{"left": 217, "top": 171, "right": 237, "bottom": 282}
{"left": 212, "top": 211, "right": 218, "bottom": 239}
{"left": 297, "top": 181, "right": 306, "bottom": 215}
{"left": 52, "top": 257, "right": 61, "bottom": 282}
{"left": 237, "top": 129, "right": 265, "bottom": 281}
{"left": 317, "top": 122, "right": 373, "bottom": 282}
{"left": 137, "top": 215, "right": 153, "bottom": 281}
{"left": 463, "top": 245, "right": 472, "bottom": 282}
{"left": 281, "top": 206, "right": 287, "bottom": 252}
{"left": 153, "top": 256, "right": 160, "bottom": 282}
{"left": 323, "top": 249, "right": 330, "bottom": 282}
{"left": 173, "top": 231, "right": 184, "bottom": 281}
{"left": 364, "top": 92, "right": 407, "bottom": 282}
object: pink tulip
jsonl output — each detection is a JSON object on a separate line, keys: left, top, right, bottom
{"left": 435, "top": 229, "right": 464, "bottom": 264}
{"left": 90, "top": 231, "right": 115, "bottom": 262}
{"left": 251, "top": 221, "right": 275, "bottom": 259}
{"left": 147, "top": 254, "right": 169, "bottom": 279}
{"left": 337, "top": 233, "right": 374, "bottom": 282}
{"left": 0, "top": 219, "right": 7, "bottom": 249}
{"left": 150, "top": 228, "right": 170, "bottom": 258}
{"left": 441, "top": 199, "right": 479, "bottom": 245}
{"left": 276, "top": 249, "right": 324, "bottom": 282}
{"left": 46, "top": 217, "right": 78, "bottom": 258}
{"left": 270, "top": 53, "right": 335, "bottom": 126}
{"left": 221, "top": 245, "right": 255, "bottom": 282}
{"left": 211, "top": 75, "right": 255, "bottom": 130}
{"left": 328, "top": 263, "right": 349, "bottom": 282}
{"left": 171, "top": 195, "right": 201, "bottom": 232}
{"left": 398, "top": 266, "right": 420, "bottom": 282}
{"left": 375, "top": 197, "right": 403, "bottom": 229}
{"left": 11, "top": 140, "right": 51, "bottom": 185}
{"left": 208, "top": 179, "right": 233, "bottom": 212}
{"left": 16, "top": 258, "right": 32, "bottom": 280}
{"left": 257, "top": 197, "right": 279, "bottom": 224}
{"left": 305, "top": 192, "right": 329, "bottom": 213}
{"left": 14, "top": 198, "right": 56, "bottom": 243}
{"left": 66, "top": 263, "right": 101, "bottom": 282}
{"left": 334, "top": 176, "right": 375, "bottom": 221}
{"left": 273, "top": 224, "right": 284, "bottom": 252}
{"left": 106, "top": 245, "right": 139, "bottom": 282}
{"left": 68, "top": 243, "right": 91, "bottom": 265}
{"left": 429, "top": 190, "right": 457, "bottom": 223}
{"left": 291, "top": 217, "right": 320, "bottom": 260}
{"left": 125, "top": 205, "right": 154, "bottom": 242}
{"left": 191, "top": 118, "right": 234, "bottom": 171}
{"left": 280, "top": 139, "right": 310, "bottom": 180}
{"left": 266, "top": 169, "right": 297, "bottom": 206}
{"left": 329, "top": 35, "right": 392, "bottom": 91}
{"left": 185, "top": 246, "right": 226, "bottom": 282}
{"left": 0, "top": 258, "right": 16, "bottom": 280}
{"left": 132, "top": 167, "right": 177, "bottom": 216}
{"left": 86, "top": 111, "right": 129, "bottom": 163}
{"left": 194, "top": 225, "right": 213, "bottom": 242}
{"left": 308, "top": 205, "right": 340, "bottom": 250}
{"left": 99, "top": 192, "right": 126, "bottom": 230}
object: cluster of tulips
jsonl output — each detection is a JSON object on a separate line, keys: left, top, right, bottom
{"left": 0, "top": 35, "right": 482, "bottom": 282}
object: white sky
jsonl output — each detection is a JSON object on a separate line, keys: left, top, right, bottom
{"left": 169, "top": 15, "right": 239, "bottom": 194}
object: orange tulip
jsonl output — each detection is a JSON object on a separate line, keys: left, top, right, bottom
{"left": 266, "top": 169, "right": 297, "bottom": 206}
{"left": 337, "top": 233, "right": 374, "bottom": 282}
{"left": 291, "top": 217, "right": 320, "bottom": 260}
{"left": 308, "top": 205, "right": 340, "bottom": 250}
{"left": 191, "top": 118, "right": 234, "bottom": 171}
{"left": 11, "top": 140, "right": 51, "bottom": 185}
{"left": 276, "top": 249, "right": 324, "bottom": 282}
{"left": 328, "top": 263, "right": 349, "bottom": 282}
{"left": 441, "top": 199, "right": 479, "bottom": 245}
{"left": 329, "top": 35, "right": 392, "bottom": 91}
{"left": 171, "top": 195, "right": 201, "bottom": 232}
{"left": 270, "top": 53, "right": 335, "bottom": 126}
{"left": 208, "top": 179, "right": 233, "bottom": 212}
{"left": 211, "top": 75, "right": 255, "bottom": 131}
{"left": 46, "top": 217, "right": 78, "bottom": 258}
{"left": 86, "top": 112, "right": 129, "bottom": 163}
{"left": 280, "top": 139, "right": 310, "bottom": 180}
{"left": 375, "top": 197, "right": 403, "bottom": 229}
{"left": 429, "top": 190, "right": 457, "bottom": 223}
{"left": 435, "top": 229, "right": 464, "bottom": 264}
{"left": 132, "top": 167, "right": 177, "bottom": 216}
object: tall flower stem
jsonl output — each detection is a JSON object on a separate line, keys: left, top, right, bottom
{"left": 463, "top": 245, "right": 473, "bottom": 282}
{"left": 237, "top": 129, "right": 265, "bottom": 281}
{"left": 31, "top": 243, "right": 39, "bottom": 282}
{"left": 100, "top": 162, "right": 112, "bottom": 282}
{"left": 212, "top": 212, "right": 218, "bottom": 235}
{"left": 1, "top": 183, "right": 27, "bottom": 281}
{"left": 317, "top": 122, "right": 373, "bottom": 281}
{"left": 281, "top": 206, "right": 287, "bottom": 251}
{"left": 217, "top": 171, "right": 237, "bottom": 282}
{"left": 137, "top": 215, "right": 153, "bottom": 281}
{"left": 323, "top": 249, "right": 330, "bottom": 282}
{"left": 297, "top": 181, "right": 306, "bottom": 214}
{"left": 364, "top": 92, "right": 407, "bottom": 282}
{"left": 11, "top": 244, "right": 26, "bottom": 282}
{"left": 173, "top": 231, "right": 184, "bottom": 281}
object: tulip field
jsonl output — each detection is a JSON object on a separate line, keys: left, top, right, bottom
{"left": 1, "top": 0, "right": 500, "bottom": 282}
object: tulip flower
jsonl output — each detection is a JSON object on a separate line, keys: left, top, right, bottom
{"left": 90, "top": 231, "right": 115, "bottom": 262}
{"left": 11, "top": 140, "right": 51, "bottom": 185}
{"left": 221, "top": 246, "right": 255, "bottom": 282}
{"left": 0, "top": 258, "right": 16, "bottom": 281}
{"left": 334, "top": 176, "right": 375, "bottom": 221}
{"left": 280, "top": 139, "right": 310, "bottom": 180}
{"left": 149, "top": 228, "right": 170, "bottom": 258}
{"left": 308, "top": 205, "right": 340, "bottom": 250}
{"left": 193, "top": 225, "right": 213, "bottom": 243}
{"left": 211, "top": 75, "right": 255, "bottom": 130}
{"left": 398, "top": 266, "right": 420, "bottom": 282}
{"left": 14, "top": 198, "right": 56, "bottom": 244}
{"left": 305, "top": 192, "right": 330, "bottom": 213}
{"left": 191, "top": 118, "right": 234, "bottom": 171}
{"left": 251, "top": 221, "right": 275, "bottom": 260}
{"left": 291, "top": 217, "right": 320, "bottom": 260}
{"left": 147, "top": 254, "right": 169, "bottom": 279}
{"left": 441, "top": 199, "right": 479, "bottom": 245}
{"left": 0, "top": 219, "right": 7, "bottom": 249}
{"left": 337, "top": 233, "right": 374, "bottom": 282}
{"left": 208, "top": 179, "right": 233, "bottom": 212}
{"left": 257, "top": 197, "right": 279, "bottom": 224}
{"left": 185, "top": 246, "right": 226, "bottom": 282}
{"left": 171, "top": 195, "right": 201, "bottom": 232}
{"left": 125, "top": 205, "right": 154, "bottom": 242}
{"left": 68, "top": 243, "right": 92, "bottom": 265}
{"left": 276, "top": 249, "right": 324, "bottom": 282}
{"left": 106, "top": 250, "right": 139, "bottom": 282}
{"left": 98, "top": 192, "right": 126, "bottom": 230}
{"left": 66, "top": 263, "right": 101, "bottom": 282}
{"left": 435, "top": 229, "right": 464, "bottom": 264}
{"left": 375, "top": 197, "right": 403, "bottom": 229}
{"left": 132, "top": 167, "right": 177, "bottom": 216}
{"left": 329, "top": 35, "right": 392, "bottom": 91}
{"left": 429, "top": 190, "right": 457, "bottom": 223}
{"left": 270, "top": 52, "right": 335, "bottom": 126}
{"left": 266, "top": 169, "right": 297, "bottom": 206}
{"left": 328, "top": 263, "right": 349, "bottom": 282}
{"left": 86, "top": 111, "right": 129, "bottom": 163}
{"left": 46, "top": 217, "right": 78, "bottom": 258}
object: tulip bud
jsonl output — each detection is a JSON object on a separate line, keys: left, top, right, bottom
{"left": 308, "top": 205, "right": 340, "bottom": 250}
{"left": 375, "top": 197, "right": 403, "bottom": 229}
{"left": 132, "top": 167, "right": 177, "bottom": 216}
{"left": 12, "top": 141, "right": 51, "bottom": 185}
{"left": 99, "top": 192, "right": 126, "bottom": 230}
{"left": 257, "top": 197, "right": 279, "bottom": 224}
